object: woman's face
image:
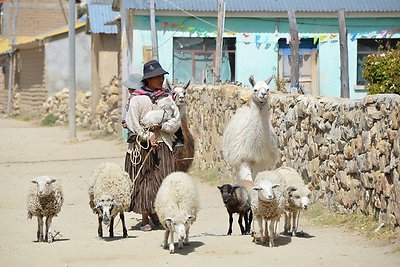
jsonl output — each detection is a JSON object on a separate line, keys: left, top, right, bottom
{"left": 147, "top": 75, "right": 165, "bottom": 90}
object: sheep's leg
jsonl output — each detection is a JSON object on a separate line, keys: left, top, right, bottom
{"left": 238, "top": 213, "right": 245, "bottom": 235}
{"left": 292, "top": 210, "right": 299, "bottom": 236}
{"left": 237, "top": 162, "right": 252, "bottom": 181}
{"left": 169, "top": 229, "right": 175, "bottom": 254}
{"left": 109, "top": 216, "right": 114, "bottom": 238}
{"left": 97, "top": 215, "right": 103, "bottom": 237}
{"left": 284, "top": 211, "right": 290, "bottom": 234}
{"left": 257, "top": 218, "right": 266, "bottom": 243}
{"left": 120, "top": 212, "right": 128, "bottom": 238}
{"left": 227, "top": 211, "right": 233, "bottom": 235}
{"left": 37, "top": 216, "right": 44, "bottom": 242}
{"left": 269, "top": 219, "right": 276, "bottom": 247}
{"left": 45, "top": 216, "right": 53, "bottom": 243}
{"left": 245, "top": 209, "right": 253, "bottom": 235}
{"left": 264, "top": 220, "right": 269, "bottom": 245}
{"left": 184, "top": 227, "right": 190, "bottom": 245}
{"left": 163, "top": 229, "right": 169, "bottom": 249}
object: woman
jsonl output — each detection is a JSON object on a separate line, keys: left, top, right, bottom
{"left": 124, "top": 60, "right": 181, "bottom": 231}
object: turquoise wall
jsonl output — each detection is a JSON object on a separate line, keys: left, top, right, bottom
{"left": 132, "top": 15, "right": 400, "bottom": 99}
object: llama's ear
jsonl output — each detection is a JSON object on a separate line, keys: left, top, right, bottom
{"left": 249, "top": 75, "right": 256, "bottom": 87}
{"left": 183, "top": 79, "right": 191, "bottom": 90}
{"left": 265, "top": 75, "right": 274, "bottom": 85}
{"left": 165, "top": 78, "right": 173, "bottom": 91}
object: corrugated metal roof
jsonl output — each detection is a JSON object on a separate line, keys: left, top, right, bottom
{"left": 125, "top": 0, "right": 400, "bottom": 12}
{"left": 88, "top": 3, "right": 119, "bottom": 34}
{"left": 0, "top": 36, "right": 32, "bottom": 55}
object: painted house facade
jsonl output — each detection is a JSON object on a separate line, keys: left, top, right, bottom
{"left": 123, "top": 0, "right": 400, "bottom": 99}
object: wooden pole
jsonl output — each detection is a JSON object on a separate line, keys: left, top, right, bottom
{"left": 68, "top": 0, "right": 76, "bottom": 138}
{"left": 214, "top": 0, "right": 225, "bottom": 85}
{"left": 288, "top": 9, "right": 299, "bottom": 93}
{"left": 338, "top": 9, "right": 350, "bottom": 98}
{"left": 149, "top": 0, "right": 158, "bottom": 60}
{"left": 7, "top": 0, "right": 19, "bottom": 116}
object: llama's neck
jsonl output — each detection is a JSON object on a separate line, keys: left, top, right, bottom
{"left": 178, "top": 104, "right": 187, "bottom": 119}
{"left": 250, "top": 99, "right": 271, "bottom": 128}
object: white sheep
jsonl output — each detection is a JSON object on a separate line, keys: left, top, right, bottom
{"left": 165, "top": 79, "right": 195, "bottom": 172}
{"left": 249, "top": 170, "right": 287, "bottom": 247}
{"left": 27, "top": 176, "right": 64, "bottom": 243}
{"left": 276, "top": 166, "right": 311, "bottom": 237}
{"left": 88, "top": 162, "right": 133, "bottom": 238}
{"left": 154, "top": 171, "right": 200, "bottom": 254}
{"left": 222, "top": 75, "right": 279, "bottom": 182}
{"left": 141, "top": 96, "right": 177, "bottom": 127}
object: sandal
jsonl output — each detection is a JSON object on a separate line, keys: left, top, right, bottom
{"left": 140, "top": 224, "right": 152, "bottom": 231}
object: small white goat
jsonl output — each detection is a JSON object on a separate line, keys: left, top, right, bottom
{"left": 222, "top": 75, "right": 279, "bottom": 182}
{"left": 27, "top": 176, "right": 64, "bottom": 243}
{"left": 154, "top": 171, "right": 200, "bottom": 254}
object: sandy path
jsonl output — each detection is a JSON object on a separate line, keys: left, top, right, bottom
{"left": 0, "top": 118, "right": 399, "bottom": 267}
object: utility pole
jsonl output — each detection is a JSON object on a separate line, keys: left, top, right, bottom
{"left": 149, "top": 0, "right": 158, "bottom": 60}
{"left": 7, "top": 0, "right": 19, "bottom": 116}
{"left": 288, "top": 9, "right": 300, "bottom": 93}
{"left": 338, "top": 9, "right": 350, "bottom": 98}
{"left": 68, "top": 0, "right": 76, "bottom": 138}
{"left": 214, "top": 0, "right": 225, "bottom": 85}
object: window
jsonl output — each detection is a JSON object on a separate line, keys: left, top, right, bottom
{"left": 173, "top": 37, "right": 236, "bottom": 84}
{"left": 357, "top": 38, "right": 400, "bottom": 85}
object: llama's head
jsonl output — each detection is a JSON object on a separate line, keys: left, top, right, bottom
{"left": 248, "top": 75, "right": 273, "bottom": 105}
{"left": 165, "top": 79, "right": 191, "bottom": 107}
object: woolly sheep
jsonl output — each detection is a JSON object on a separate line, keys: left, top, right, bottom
{"left": 141, "top": 96, "right": 177, "bottom": 127}
{"left": 88, "top": 162, "right": 133, "bottom": 238}
{"left": 165, "top": 79, "right": 195, "bottom": 172}
{"left": 217, "top": 183, "right": 252, "bottom": 235}
{"left": 249, "top": 170, "right": 287, "bottom": 247}
{"left": 27, "top": 176, "right": 64, "bottom": 243}
{"left": 222, "top": 75, "right": 279, "bottom": 182}
{"left": 154, "top": 171, "right": 200, "bottom": 254}
{"left": 276, "top": 166, "right": 311, "bottom": 237}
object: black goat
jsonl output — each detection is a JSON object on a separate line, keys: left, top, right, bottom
{"left": 217, "top": 184, "right": 252, "bottom": 235}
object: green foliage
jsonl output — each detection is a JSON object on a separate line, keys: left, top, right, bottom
{"left": 40, "top": 113, "right": 57, "bottom": 126}
{"left": 362, "top": 42, "right": 400, "bottom": 95}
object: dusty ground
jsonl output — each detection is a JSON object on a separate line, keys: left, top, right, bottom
{"left": 0, "top": 117, "right": 399, "bottom": 267}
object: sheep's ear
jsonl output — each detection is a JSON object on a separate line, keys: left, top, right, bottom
{"left": 95, "top": 202, "right": 102, "bottom": 209}
{"left": 272, "top": 183, "right": 280, "bottom": 189}
{"left": 217, "top": 185, "right": 223, "bottom": 191}
{"left": 287, "top": 186, "right": 298, "bottom": 193}
{"left": 183, "top": 79, "right": 191, "bottom": 90}
{"left": 251, "top": 186, "right": 260, "bottom": 191}
{"left": 49, "top": 177, "right": 56, "bottom": 183}
{"left": 249, "top": 75, "right": 256, "bottom": 87}
{"left": 232, "top": 185, "right": 241, "bottom": 192}
{"left": 187, "top": 215, "right": 196, "bottom": 224}
{"left": 165, "top": 78, "right": 173, "bottom": 91}
{"left": 164, "top": 218, "right": 173, "bottom": 227}
{"left": 31, "top": 179, "right": 38, "bottom": 184}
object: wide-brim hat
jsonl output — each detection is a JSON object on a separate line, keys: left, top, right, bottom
{"left": 142, "top": 59, "right": 169, "bottom": 81}
{"left": 123, "top": 73, "right": 143, "bottom": 89}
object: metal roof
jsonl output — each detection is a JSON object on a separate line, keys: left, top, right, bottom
{"left": 124, "top": 0, "right": 400, "bottom": 12}
{"left": 88, "top": 2, "right": 119, "bottom": 34}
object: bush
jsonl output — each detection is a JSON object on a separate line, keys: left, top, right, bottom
{"left": 363, "top": 42, "right": 400, "bottom": 95}
{"left": 41, "top": 113, "right": 57, "bottom": 126}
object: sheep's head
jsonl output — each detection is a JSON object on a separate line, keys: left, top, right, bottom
{"left": 217, "top": 184, "right": 241, "bottom": 205}
{"left": 249, "top": 75, "right": 273, "bottom": 105}
{"left": 253, "top": 179, "right": 279, "bottom": 202}
{"left": 31, "top": 176, "right": 57, "bottom": 197}
{"left": 164, "top": 215, "right": 196, "bottom": 240}
{"left": 95, "top": 194, "right": 119, "bottom": 225}
{"left": 287, "top": 186, "right": 311, "bottom": 210}
{"left": 165, "top": 78, "right": 190, "bottom": 107}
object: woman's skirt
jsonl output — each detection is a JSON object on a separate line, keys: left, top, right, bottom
{"left": 125, "top": 142, "right": 176, "bottom": 214}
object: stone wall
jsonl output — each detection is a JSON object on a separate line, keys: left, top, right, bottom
{"left": 186, "top": 85, "right": 400, "bottom": 229}
{"left": 35, "top": 82, "right": 400, "bottom": 228}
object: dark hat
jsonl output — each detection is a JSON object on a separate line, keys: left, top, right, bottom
{"left": 123, "top": 73, "right": 143, "bottom": 89}
{"left": 142, "top": 60, "right": 169, "bottom": 81}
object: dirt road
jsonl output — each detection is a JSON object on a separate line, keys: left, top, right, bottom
{"left": 0, "top": 117, "right": 399, "bottom": 267}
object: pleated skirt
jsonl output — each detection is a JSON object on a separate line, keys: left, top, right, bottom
{"left": 125, "top": 142, "right": 176, "bottom": 214}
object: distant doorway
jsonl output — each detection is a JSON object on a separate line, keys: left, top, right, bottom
{"left": 278, "top": 38, "right": 319, "bottom": 95}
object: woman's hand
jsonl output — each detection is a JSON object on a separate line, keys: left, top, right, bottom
{"left": 149, "top": 124, "right": 162, "bottom": 132}
{"left": 149, "top": 134, "right": 159, "bottom": 147}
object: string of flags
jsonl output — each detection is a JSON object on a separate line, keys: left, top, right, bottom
{"left": 154, "top": 18, "right": 400, "bottom": 48}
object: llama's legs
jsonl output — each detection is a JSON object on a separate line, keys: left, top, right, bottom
{"left": 237, "top": 162, "right": 252, "bottom": 181}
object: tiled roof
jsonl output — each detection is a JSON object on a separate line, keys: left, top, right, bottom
{"left": 124, "top": 0, "right": 400, "bottom": 12}
{"left": 88, "top": 1, "right": 119, "bottom": 34}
